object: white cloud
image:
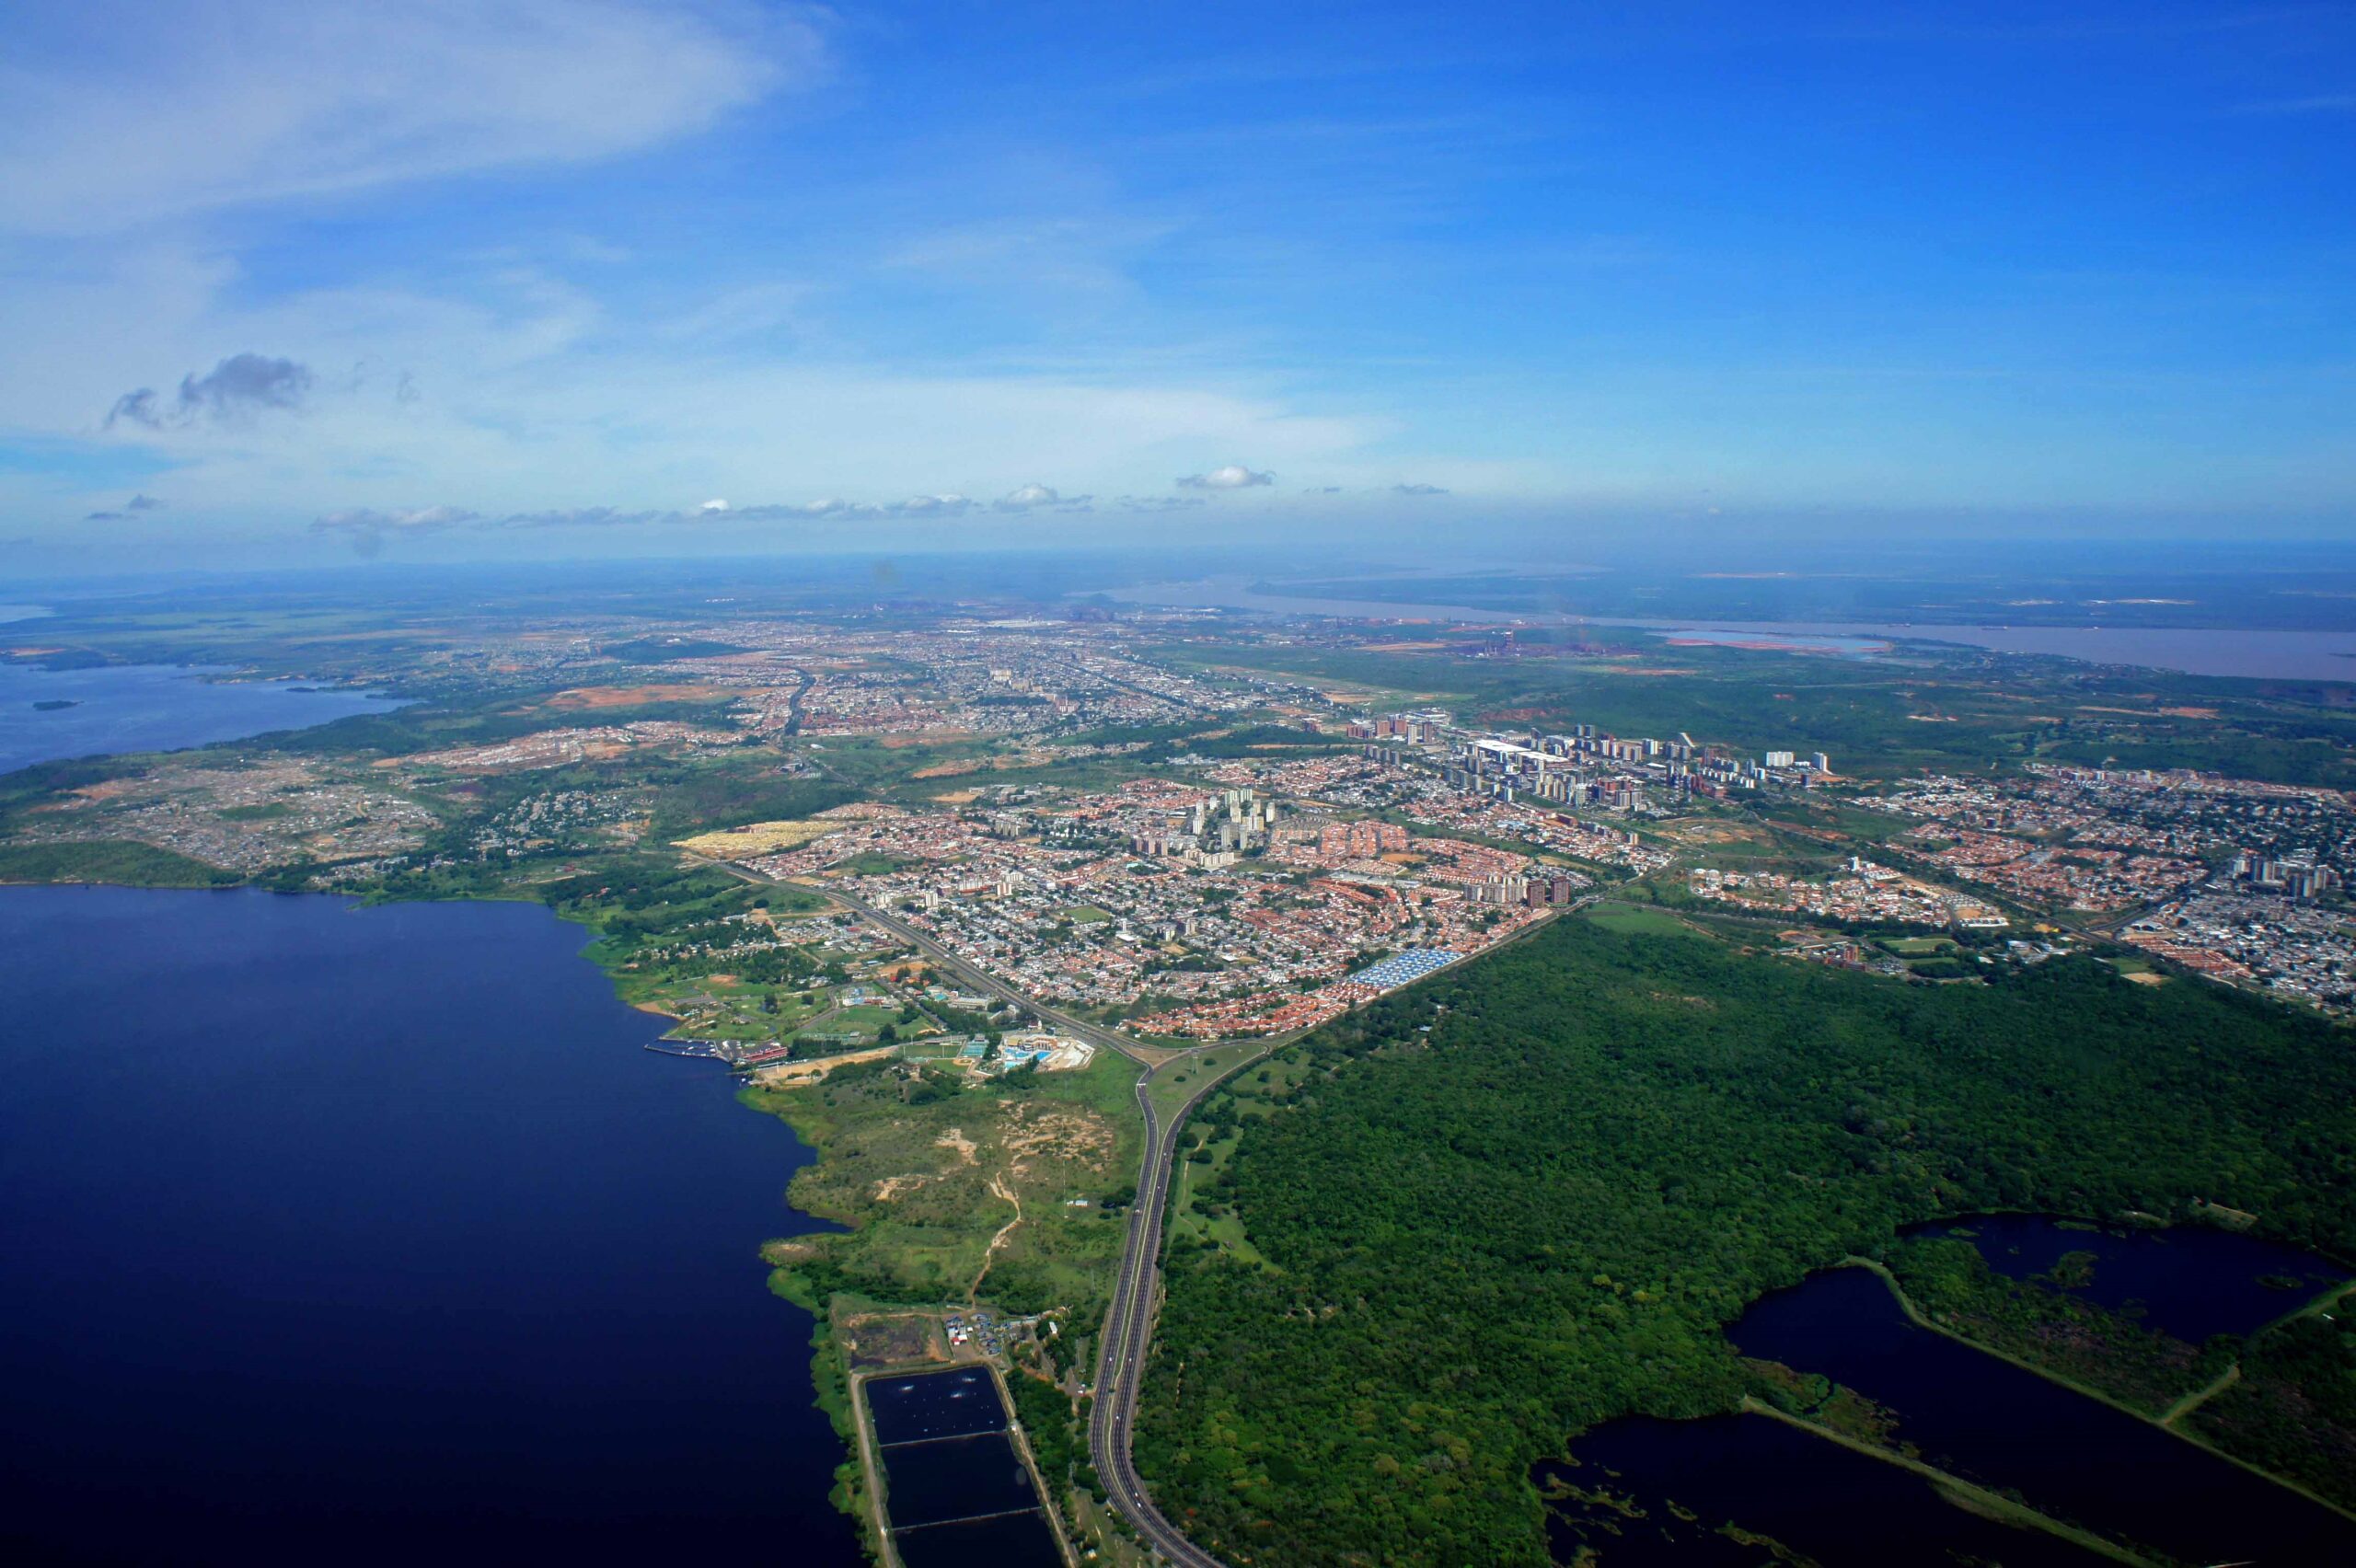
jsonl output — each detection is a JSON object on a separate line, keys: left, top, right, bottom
{"left": 699, "top": 498, "right": 732, "bottom": 513}
{"left": 0, "top": 1, "right": 822, "bottom": 236}
{"left": 997, "top": 482, "right": 1092, "bottom": 511}
{"left": 890, "top": 493, "right": 974, "bottom": 515}
{"left": 1176, "top": 464, "right": 1275, "bottom": 490}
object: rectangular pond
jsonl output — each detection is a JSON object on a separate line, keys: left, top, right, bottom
{"left": 864, "top": 1366, "right": 1061, "bottom": 1566}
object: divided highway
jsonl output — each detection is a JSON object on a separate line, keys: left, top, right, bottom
{"left": 1086, "top": 1056, "right": 1240, "bottom": 1568}
{"left": 733, "top": 873, "right": 1567, "bottom": 1564}
{"left": 742, "top": 874, "right": 1233, "bottom": 1563}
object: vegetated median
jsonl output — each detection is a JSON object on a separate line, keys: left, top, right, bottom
{"left": 1135, "top": 910, "right": 2356, "bottom": 1568}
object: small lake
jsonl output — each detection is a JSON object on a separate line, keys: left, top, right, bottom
{"left": 1556, "top": 1263, "right": 2356, "bottom": 1566}
{"left": 1926, "top": 1214, "right": 2349, "bottom": 1343}
{"left": 0, "top": 662, "right": 406, "bottom": 775}
{"left": 0, "top": 886, "right": 862, "bottom": 1566}
{"left": 1543, "top": 1413, "right": 2110, "bottom": 1567}
{"left": 866, "top": 1367, "right": 1061, "bottom": 1565}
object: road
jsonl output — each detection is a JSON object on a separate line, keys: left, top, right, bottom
{"left": 821, "top": 885, "right": 1236, "bottom": 1561}
{"left": 730, "top": 866, "right": 1582, "bottom": 1565}
{"left": 817, "top": 886, "right": 1155, "bottom": 1066}
{"left": 1085, "top": 1053, "right": 1251, "bottom": 1568}
{"left": 720, "top": 870, "right": 1230, "bottom": 1560}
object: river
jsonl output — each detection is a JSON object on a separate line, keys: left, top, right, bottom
{"left": 0, "top": 886, "right": 863, "bottom": 1566}
{"left": 1099, "top": 577, "right": 2356, "bottom": 682}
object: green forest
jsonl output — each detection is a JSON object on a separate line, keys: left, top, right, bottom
{"left": 1135, "top": 915, "right": 2356, "bottom": 1567}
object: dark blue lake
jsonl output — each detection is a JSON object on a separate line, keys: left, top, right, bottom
{"left": 0, "top": 663, "right": 404, "bottom": 775}
{"left": 0, "top": 885, "right": 862, "bottom": 1567}
{"left": 1924, "top": 1214, "right": 2349, "bottom": 1342}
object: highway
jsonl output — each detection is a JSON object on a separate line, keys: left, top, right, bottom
{"left": 1085, "top": 1054, "right": 1247, "bottom": 1568}
{"left": 821, "top": 884, "right": 1240, "bottom": 1562}
{"left": 728, "top": 869, "right": 1577, "bottom": 1565}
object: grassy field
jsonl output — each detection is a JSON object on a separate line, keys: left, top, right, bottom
{"left": 0, "top": 839, "right": 240, "bottom": 887}
{"left": 753, "top": 1048, "right": 1145, "bottom": 1320}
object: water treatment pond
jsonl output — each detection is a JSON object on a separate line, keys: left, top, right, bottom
{"left": 865, "top": 1366, "right": 1061, "bottom": 1566}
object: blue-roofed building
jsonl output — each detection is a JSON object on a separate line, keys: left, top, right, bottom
{"left": 1346, "top": 948, "right": 1461, "bottom": 991}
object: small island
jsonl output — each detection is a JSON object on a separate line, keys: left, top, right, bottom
{"left": 31, "top": 698, "right": 78, "bottom": 710}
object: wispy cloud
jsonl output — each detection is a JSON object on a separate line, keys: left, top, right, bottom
{"left": 2229, "top": 93, "right": 2356, "bottom": 116}
{"left": 306, "top": 484, "right": 1105, "bottom": 544}
{"left": 0, "top": 1, "right": 824, "bottom": 235}
{"left": 312, "top": 504, "right": 479, "bottom": 536}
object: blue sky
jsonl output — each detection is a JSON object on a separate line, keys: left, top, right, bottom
{"left": 1, "top": 1, "right": 2350, "bottom": 571}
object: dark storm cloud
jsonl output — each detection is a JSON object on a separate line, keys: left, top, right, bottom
{"left": 84, "top": 492, "right": 167, "bottom": 521}
{"left": 106, "top": 353, "right": 316, "bottom": 429}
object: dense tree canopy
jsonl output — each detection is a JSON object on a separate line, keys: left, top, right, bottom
{"left": 1138, "top": 918, "right": 2356, "bottom": 1567}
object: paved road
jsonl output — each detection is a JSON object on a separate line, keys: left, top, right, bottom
{"left": 735, "top": 869, "right": 1581, "bottom": 1565}
{"left": 818, "top": 887, "right": 1155, "bottom": 1066}
{"left": 723, "top": 871, "right": 1228, "bottom": 1560}
{"left": 822, "top": 885, "right": 1234, "bottom": 1562}
{"left": 1085, "top": 1055, "right": 1247, "bottom": 1568}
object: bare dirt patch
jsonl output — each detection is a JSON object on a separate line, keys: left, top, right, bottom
{"left": 1000, "top": 1103, "right": 1117, "bottom": 1176}
{"left": 542, "top": 684, "right": 729, "bottom": 710}
{"left": 841, "top": 1310, "right": 943, "bottom": 1369}
{"left": 676, "top": 818, "right": 839, "bottom": 857}
{"left": 749, "top": 1043, "right": 899, "bottom": 1087}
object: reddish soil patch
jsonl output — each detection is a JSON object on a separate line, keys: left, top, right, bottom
{"left": 543, "top": 684, "right": 728, "bottom": 710}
